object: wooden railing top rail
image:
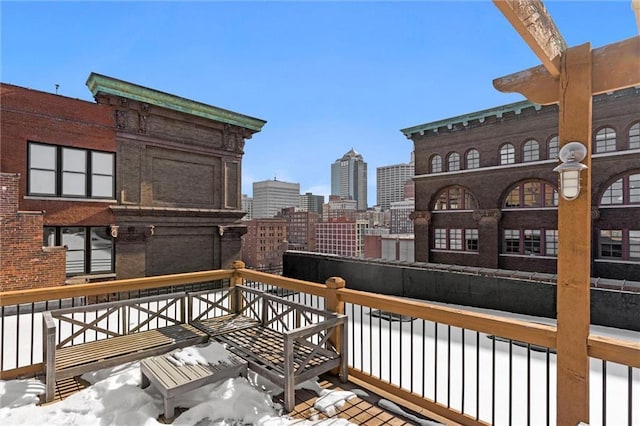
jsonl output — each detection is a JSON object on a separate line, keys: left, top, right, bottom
{"left": 336, "top": 287, "right": 558, "bottom": 349}
{"left": 236, "top": 268, "right": 327, "bottom": 297}
{"left": 0, "top": 269, "right": 234, "bottom": 307}
{"left": 588, "top": 334, "right": 640, "bottom": 368}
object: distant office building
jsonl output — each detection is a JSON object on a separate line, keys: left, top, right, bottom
{"left": 376, "top": 154, "right": 415, "bottom": 210}
{"left": 323, "top": 196, "right": 358, "bottom": 221}
{"left": 241, "top": 194, "right": 253, "bottom": 220}
{"left": 279, "top": 207, "right": 319, "bottom": 251}
{"left": 331, "top": 148, "right": 367, "bottom": 211}
{"left": 315, "top": 218, "right": 369, "bottom": 257}
{"left": 299, "top": 192, "right": 324, "bottom": 216}
{"left": 252, "top": 179, "right": 300, "bottom": 218}
{"left": 241, "top": 218, "right": 287, "bottom": 273}
{"left": 356, "top": 206, "right": 387, "bottom": 228}
{"left": 390, "top": 199, "right": 415, "bottom": 234}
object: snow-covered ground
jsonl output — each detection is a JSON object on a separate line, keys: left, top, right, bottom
{"left": 0, "top": 342, "right": 362, "bottom": 426}
{"left": 1, "top": 294, "right": 638, "bottom": 425}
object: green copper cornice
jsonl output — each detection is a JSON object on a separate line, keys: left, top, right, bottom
{"left": 400, "top": 100, "right": 541, "bottom": 138}
{"left": 86, "top": 73, "right": 266, "bottom": 132}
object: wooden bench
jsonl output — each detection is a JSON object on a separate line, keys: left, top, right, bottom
{"left": 43, "top": 292, "right": 207, "bottom": 402}
{"left": 188, "top": 285, "right": 348, "bottom": 412}
{"left": 141, "top": 351, "right": 248, "bottom": 420}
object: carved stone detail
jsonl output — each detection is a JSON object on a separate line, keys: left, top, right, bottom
{"left": 115, "top": 110, "right": 127, "bottom": 129}
{"left": 591, "top": 207, "right": 600, "bottom": 220}
{"left": 119, "top": 97, "right": 129, "bottom": 107}
{"left": 138, "top": 113, "right": 148, "bottom": 134}
{"left": 410, "top": 210, "right": 431, "bottom": 225}
{"left": 472, "top": 209, "right": 502, "bottom": 223}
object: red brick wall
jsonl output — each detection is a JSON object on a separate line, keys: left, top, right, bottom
{"left": 0, "top": 173, "right": 66, "bottom": 291}
{"left": 0, "top": 83, "right": 115, "bottom": 225}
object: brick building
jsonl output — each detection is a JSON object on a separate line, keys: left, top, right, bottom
{"left": 403, "top": 87, "right": 640, "bottom": 280}
{"left": 0, "top": 173, "right": 66, "bottom": 290}
{"left": 278, "top": 207, "right": 319, "bottom": 251}
{"left": 1, "top": 83, "right": 116, "bottom": 288}
{"left": 241, "top": 218, "right": 288, "bottom": 272}
{"left": 1, "top": 74, "right": 266, "bottom": 286}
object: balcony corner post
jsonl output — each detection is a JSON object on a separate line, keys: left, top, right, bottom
{"left": 325, "top": 276, "right": 346, "bottom": 315}
{"left": 230, "top": 260, "right": 245, "bottom": 314}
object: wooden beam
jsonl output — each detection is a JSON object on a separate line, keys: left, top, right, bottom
{"left": 556, "top": 42, "right": 592, "bottom": 426}
{"left": 493, "top": 0, "right": 566, "bottom": 77}
{"left": 493, "top": 36, "right": 640, "bottom": 104}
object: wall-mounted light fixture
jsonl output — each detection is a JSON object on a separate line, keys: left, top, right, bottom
{"left": 553, "top": 141, "right": 588, "bottom": 200}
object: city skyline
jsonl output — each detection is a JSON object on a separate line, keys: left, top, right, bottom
{"left": 2, "top": 1, "right": 636, "bottom": 206}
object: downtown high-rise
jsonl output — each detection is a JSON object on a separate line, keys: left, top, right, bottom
{"left": 330, "top": 148, "right": 367, "bottom": 211}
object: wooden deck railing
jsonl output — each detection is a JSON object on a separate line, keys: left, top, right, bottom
{"left": 1, "top": 261, "right": 638, "bottom": 425}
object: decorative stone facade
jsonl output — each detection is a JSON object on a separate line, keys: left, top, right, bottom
{"left": 403, "top": 87, "right": 640, "bottom": 280}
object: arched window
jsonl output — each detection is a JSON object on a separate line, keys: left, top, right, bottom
{"left": 466, "top": 149, "right": 480, "bottom": 169}
{"left": 500, "top": 143, "right": 515, "bottom": 165}
{"left": 430, "top": 155, "right": 442, "bottom": 173}
{"left": 523, "top": 139, "right": 540, "bottom": 162}
{"left": 548, "top": 135, "right": 559, "bottom": 159}
{"left": 447, "top": 152, "right": 460, "bottom": 171}
{"left": 600, "top": 173, "right": 640, "bottom": 205}
{"left": 595, "top": 127, "right": 616, "bottom": 153}
{"left": 504, "top": 181, "right": 558, "bottom": 208}
{"left": 434, "top": 186, "right": 478, "bottom": 211}
{"left": 629, "top": 122, "right": 640, "bottom": 149}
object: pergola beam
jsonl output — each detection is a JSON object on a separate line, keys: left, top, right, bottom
{"left": 493, "top": 0, "right": 566, "bottom": 77}
{"left": 493, "top": 36, "right": 640, "bottom": 104}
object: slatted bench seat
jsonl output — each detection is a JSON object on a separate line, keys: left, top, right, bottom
{"left": 141, "top": 351, "right": 248, "bottom": 420}
{"left": 43, "top": 292, "right": 207, "bottom": 403}
{"left": 188, "top": 285, "right": 348, "bottom": 412}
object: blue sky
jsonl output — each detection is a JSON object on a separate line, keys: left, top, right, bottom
{"left": 1, "top": 1, "right": 637, "bottom": 206}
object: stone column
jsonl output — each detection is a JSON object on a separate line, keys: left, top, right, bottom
{"left": 218, "top": 225, "right": 247, "bottom": 269}
{"left": 410, "top": 211, "right": 431, "bottom": 263}
{"left": 472, "top": 209, "right": 502, "bottom": 269}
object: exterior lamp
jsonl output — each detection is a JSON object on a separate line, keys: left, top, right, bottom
{"left": 553, "top": 141, "right": 588, "bottom": 200}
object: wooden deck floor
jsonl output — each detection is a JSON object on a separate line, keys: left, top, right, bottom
{"left": 46, "top": 374, "right": 444, "bottom": 425}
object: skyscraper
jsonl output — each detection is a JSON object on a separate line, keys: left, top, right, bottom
{"left": 252, "top": 179, "right": 300, "bottom": 218}
{"left": 330, "top": 148, "right": 367, "bottom": 211}
{"left": 376, "top": 152, "right": 415, "bottom": 210}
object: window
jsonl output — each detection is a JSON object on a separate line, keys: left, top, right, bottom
{"left": 504, "top": 229, "right": 520, "bottom": 253}
{"left": 465, "top": 229, "right": 479, "bottom": 251}
{"left": 431, "top": 155, "right": 442, "bottom": 173}
{"left": 595, "top": 127, "right": 616, "bottom": 153}
{"left": 503, "top": 229, "right": 557, "bottom": 256}
{"left": 600, "top": 230, "right": 623, "bottom": 259}
{"left": 28, "top": 142, "right": 114, "bottom": 199}
{"left": 433, "top": 228, "right": 478, "bottom": 252}
{"left": 466, "top": 149, "right": 480, "bottom": 169}
{"left": 630, "top": 231, "right": 640, "bottom": 260}
{"left": 434, "top": 228, "right": 447, "bottom": 249}
{"left": 523, "top": 140, "right": 540, "bottom": 162}
{"left": 449, "top": 228, "right": 462, "bottom": 250}
{"left": 447, "top": 152, "right": 460, "bottom": 171}
{"left": 43, "top": 226, "right": 114, "bottom": 275}
{"left": 600, "top": 174, "right": 640, "bottom": 205}
{"left": 630, "top": 122, "right": 640, "bottom": 149}
{"left": 433, "top": 186, "right": 478, "bottom": 210}
{"left": 545, "top": 230, "right": 558, "bottom": 256}
{"left": 499, "top": 143, "right": 515, "bottom": 165}
{"left": 503, "top": 181, "right": 558, "bottom": 208}
{"left": 548, "top": 135, "right": 559, "bottom": 159}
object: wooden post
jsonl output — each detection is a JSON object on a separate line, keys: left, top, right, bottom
{"left": 556, "top": 42, "right": 592, "bottom": 426}
{"left": 230, "top": 260, "right": 245, "bottom": 314}
{"left": 325, "top": 276, "right": 346, "bottom": 376}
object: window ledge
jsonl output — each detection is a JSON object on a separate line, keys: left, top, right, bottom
{"left": 25, "top": 196, "right": 116, "bottom": 203}
{"left": 499, "top": 254, "right": 557, "bottom": 260}
{"left": 66, "top": 273, "right": 116, "bottom": 284}
{"left": 431, "top": 249, "right": 478, "bottom": 255}
{"left": 594, "top": 259, "right": 640, "bottom": 265}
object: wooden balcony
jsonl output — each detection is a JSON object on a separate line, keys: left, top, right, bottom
{"left": 1, "top": 262, "right": 638, "bottom": 425}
